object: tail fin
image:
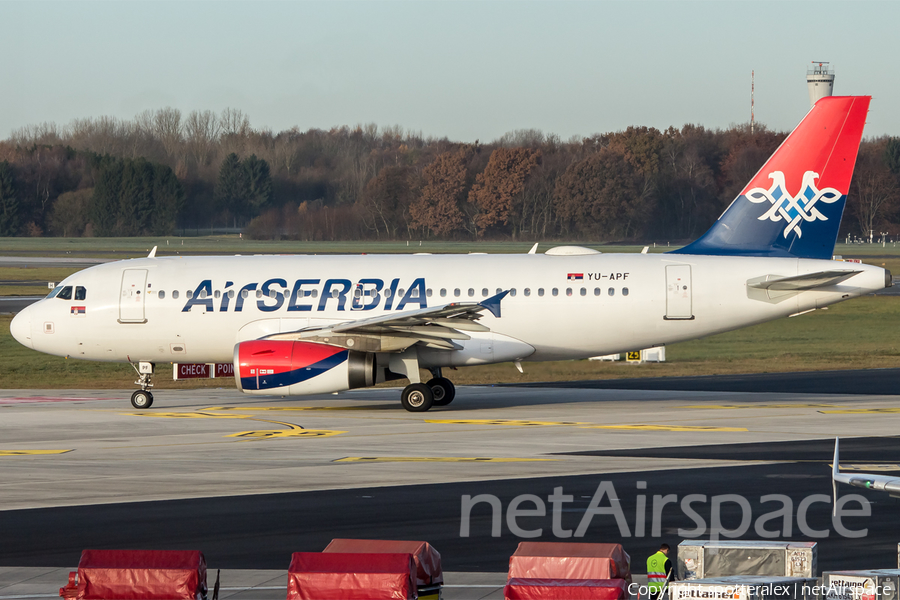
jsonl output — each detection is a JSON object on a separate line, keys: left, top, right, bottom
{"left": 674, "top": 96, "right": 871, "bottom": 259}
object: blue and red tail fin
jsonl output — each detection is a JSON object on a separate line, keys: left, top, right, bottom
{"left": 673, "top": 96, "right": 870, "bottom": 259}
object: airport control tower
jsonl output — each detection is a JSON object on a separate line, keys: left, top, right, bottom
{"left": 807, "top": 61, "right": 834, "bottom": 106}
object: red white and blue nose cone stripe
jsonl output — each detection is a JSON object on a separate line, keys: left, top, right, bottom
{"left": 237, "top": 340, "right": 348, "bottom": 391}
{"left": 675, "top": 96, "right": 870, "bottom": 259}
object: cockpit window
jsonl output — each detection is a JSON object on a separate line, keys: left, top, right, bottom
{"left": 57, "top": 286, "right": 73, "bottom": 300}
{"left": 75, "top": 286, "right": 87, "bottom": 301}
{"left": 47, "top": 286, "right": 62, "bottom": 299}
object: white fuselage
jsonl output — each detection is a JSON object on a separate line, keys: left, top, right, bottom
{"left": 12, "top": 252, "right": 888, "bottom": 374}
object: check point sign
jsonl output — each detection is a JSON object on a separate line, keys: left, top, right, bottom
{"left": 173, "top": 363, "right": 234, "bottom": 380}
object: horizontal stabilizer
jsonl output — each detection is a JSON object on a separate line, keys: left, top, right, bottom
{"left": 748, "top": 269, "right": 862, "bottom": 291}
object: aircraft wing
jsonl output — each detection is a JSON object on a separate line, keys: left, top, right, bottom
{"left": 264, "top": 291, "right": 509, "bottom": 352}
{"left": 749, "top": 270, "right": 863, "bottom": 291}
{"left": 832, "top": 437, "right": 900, "bottom": 515}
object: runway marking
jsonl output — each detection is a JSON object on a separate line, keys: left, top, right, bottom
{"left": 124, "top": 412, "right": 345, "bottom": 441}
{"left": 123, "top": 412, "right": 248, "bottom": 418}
{"left": 204, "top": 405, "right": 379, "bottom": 412}
{"left": 334, "top": 456, "right": 557, "bottom": 463}
{"left": 0, "top": 396, "right": 100, "bottom": 404}
{"left": 425, "top": 419, "right": 587, "bottom": 426}
{"left": 583, "top": 425, "right": 748, "bottom": 432}
{"left": 229, "top": 428, "right": 345, "bottom": 440}
{"left": 680, "top": 404, "right": 838, "bottom": 410}
{"left": 0, "top": 449, "right": 73, "bottom": 456}
{"left": 820, "top": 408, "right": 900, "bottom": 414}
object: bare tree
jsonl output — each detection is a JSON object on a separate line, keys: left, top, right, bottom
{"left": 184, "top": 110, "right": 220, "bottom": 167}
{"left": 153, "top": 107, "right": 183, "bottom": 161}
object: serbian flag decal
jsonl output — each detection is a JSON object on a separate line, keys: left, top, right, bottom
{"left": 567, "top": 273, "right": 583, "bottom": 281}
{"left": 70, "top": 306, "right": 86, "bottom": 317}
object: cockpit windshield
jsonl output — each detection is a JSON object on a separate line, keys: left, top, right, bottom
{"left": 46, "top": 286, "right": 62, "bottom": 299}
{"left": 56, "top": 286, "right": 73, "bottom": 300}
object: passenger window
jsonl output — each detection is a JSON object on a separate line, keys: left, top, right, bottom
{"left": 385, "top": 289, "right": 392, "bottom": 298}
{"left": 158, "top": 290, "right": 166, "bottom": 299}
{"left": 566, "top": 288, "right": 572, "bottom": 297}
{"left": 468, "top": 288, "right": 474, "bottom": 297}
{"left": 199, "top": 289, "right": 207, "bottom": 299}
{"left": 482, "top": 288, "right": 488, "bottom": 297}
{"left": 608, "top": 288, "right": 615, "bottom": 296}
{"left": 580, "top": 288, "right": 586, "bottom": 296}
{"left": 524, "top": 288, "right": 531, "bottom": 297}
{"left": 311, "top": 289, "right": 318, "bottom": 298}
{"left": 241, "top": 289, "right": 249, "bottom": 299}
{"left": 398, "top": 288, "right": 405, "bottom": 297}
{"left": 426, "top": 288, "right": 433, "bottom": 297}
{"left": 412, "top": 289, "right": 420, "bottom": 298}
{"left": 331, "top": 289, "right": 339, "bottom": 298}
{"left": 496, "top": 288, "right": 503, "bottom": 295}
{"left": 187, "top": 290, "right": 194, "bottom": 299}
{"left": 256, "top": 290, "right": 262, "bottom": 298}
{"left": 623, "top": 287, "right": 629, "bottom": 296}
{"left": 75, "top": 286, "right": 87, "bottom": 300}
{"left": 538, "top": 288, "right": 544, "bottom": 297}
{"left": 214, "top": 290, "right": 221, "bottom": 299}
{"left": 594, "top": 288, "right": 601, "bottom": 296}
{"left": 354, "top": 288, "right": 362, "bottom": 298}
{"left": 440, "top": 288, "right": 447, "bottom": 297}
{"left": 228, "top": 290, "right": 234, "bottom": 298}
{"left": 552, "top": 288, "right": 558, "bottom": 297}
{"left": 172, "top": 290, "right": 179, "bottom": 299}
{"left": 510, "top": 288, "right": 517, "bottom": 297}
{"left": 454, "top": 288, "right": 461, "bottom": 297}
{"left": 57, "top": 286, "right": 73, "bottom": 300}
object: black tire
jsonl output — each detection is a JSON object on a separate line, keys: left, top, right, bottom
{"left": 131, "top": 390, "right": 153, "bottom": 409}
{"left": 428, "top": 377, "right": 455, "bottom": 406}
{"left": 401, "top": 383, "right": 434, "bottom": 412}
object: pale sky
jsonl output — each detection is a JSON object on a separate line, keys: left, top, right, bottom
{"left": 1, "top": 1, "right": 898, "bottom": 142}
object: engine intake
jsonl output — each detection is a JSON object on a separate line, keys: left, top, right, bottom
{"left": 234, "top": 340, "right": 374, "bottom": 396}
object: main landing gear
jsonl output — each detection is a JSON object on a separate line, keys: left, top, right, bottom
{"left": 130, "top": 361, "right": 154, "bottom": 409}
{"left": 399, "top": 368, "right": 456, "bottom": 412}
{"left": 391, "top": 350, "right": 456, "bottom": 412}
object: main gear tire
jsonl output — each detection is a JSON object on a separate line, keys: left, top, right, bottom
{"left": 428, "top": 377, "right": 456, "bottom": 406}
{"left": 401, "top": 383, "right": 434, "bottom": 412}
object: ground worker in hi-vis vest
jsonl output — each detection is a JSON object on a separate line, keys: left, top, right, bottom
{"left": 647, "top": 543, "right": 673, "bottom": 600}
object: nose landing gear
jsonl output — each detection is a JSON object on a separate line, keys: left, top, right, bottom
{"left": 130, "top": 361, "right": 155, "bottom": 409}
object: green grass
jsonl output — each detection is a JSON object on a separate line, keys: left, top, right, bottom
{"left": 3, "top": 295, "right": 900, "bottom": 389}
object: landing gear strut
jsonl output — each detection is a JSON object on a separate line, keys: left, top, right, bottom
{"left": 130, "top": 361, "right": 154, "bottom": 409}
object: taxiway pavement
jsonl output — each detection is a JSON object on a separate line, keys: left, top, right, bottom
{"left": 2, "top": 383, "right": 900, "bottom": 575}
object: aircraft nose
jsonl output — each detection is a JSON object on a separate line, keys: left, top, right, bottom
{"left": 10, "top": 306, "right": 33, "bottom": 349}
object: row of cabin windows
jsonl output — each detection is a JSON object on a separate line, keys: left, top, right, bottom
{"left": 154, "top": 286, "right": 631, "bottom": 300}
{"left": 49, "top": 285, "right": 87, "bottom": 300}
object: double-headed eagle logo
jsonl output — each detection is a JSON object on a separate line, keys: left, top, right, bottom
{"left": 746, "top": 171, "right": 842, "bottom": 238}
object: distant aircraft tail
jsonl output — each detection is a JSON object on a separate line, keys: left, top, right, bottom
{"left": 674, "top": 96, "right": 871, "bottom": 260}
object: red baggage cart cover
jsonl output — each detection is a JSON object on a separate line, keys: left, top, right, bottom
{"left": 323, "top": 538, "right": 443, "bottom": 586}
{"left": 504, "top": 578, "right": 628, "bottom": 600}
{"left": 508, "top": 542, "right": 631, "bottom": 583}
{"left": 65, "top": 549, "right": 207, "bottom": 600}
{"left": 287, "top": 552, "right": 416, "bottom": 600}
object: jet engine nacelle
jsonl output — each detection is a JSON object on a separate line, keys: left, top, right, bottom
{"left": 233, "top": 340, "right": 374, "bottom": 396}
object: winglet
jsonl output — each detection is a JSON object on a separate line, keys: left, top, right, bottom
{"left": 528, "top": 243, "right": 539, "bottom": 255}
{"left": 833, "top": 437, "right": 840, "bottom": 516}
{"left": 480, "top": 290, "right": 510, "bottom": 318}
{"left": 148, "top": 246, "right": 157, "bottom": 258}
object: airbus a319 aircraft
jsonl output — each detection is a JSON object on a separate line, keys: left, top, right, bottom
{"left": 9, "top": 96, "right": 889, "bottom": 412}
